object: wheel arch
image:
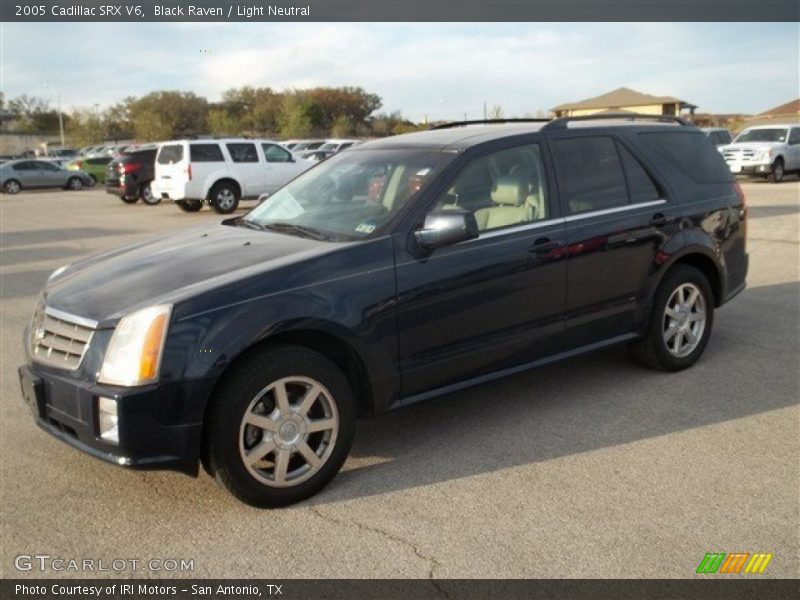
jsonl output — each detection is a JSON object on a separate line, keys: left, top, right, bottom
{"left": 654, "top": 246, "right": 724, "bottom": 308}
{"left": 204, "top": 176, "right": 242, "bottom": 200}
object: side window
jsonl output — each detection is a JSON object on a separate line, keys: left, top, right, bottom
{"left": 227, "top": 143, "right": 259, "bottom": 163}
{"left": 190, "top": 144, "right": 224, "bottom": 162}
{"left": 38, "top": 161, "right": 61, "bottom": 171}
{"left": 13, "top": 161, "right": 34, "bottom": 171}
{"left": 617, "top": 143, "right": 661, "bottom": 204}
{"left": 552, "top": 136, "right": 628, "bottom": 215}
{"left": 431, "top": 144, "right": 549, "bottom": 233}
{"left": 789, "top": 128, "right": 800, "bottom": 145}
{"left": 158, "top": 144, "right": 184, "bottom": 164}
{"left": 720, "top": 130, "right": 732, "bottom": 144}
{"left": 261, "top": 143, "right": 292, "bottom": 163}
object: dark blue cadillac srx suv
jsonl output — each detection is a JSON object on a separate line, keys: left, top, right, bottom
{"left": 19, "top": 115, "right": 748, "bottom": 506}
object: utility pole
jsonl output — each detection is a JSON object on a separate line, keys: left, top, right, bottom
{"left": 58, "top": 94, "right": 65, "bottom": 146}
{"left": 483, "top": 101, "right": 487, "bottom": 121}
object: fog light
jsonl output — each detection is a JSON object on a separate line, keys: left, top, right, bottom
{"left": 97, "top": 397, "right": 119, "bottom": 444}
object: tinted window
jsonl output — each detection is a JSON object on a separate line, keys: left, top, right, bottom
{"left": 13, "top": 161, "right": 35, "bottom": 171}
{"left": 37, "top": 161, "right": 61, "bottom": 171}
{"left": 639, "top": 131, "right": 732, "bottom": 183}
{"left": 227, "top": 143, "right": 259, "bottom": 163}
{"left": 789, "top": 129, "right": 800, "bottom": 145}
{"left": 158, "top": 144, "right": 184, "bottom": 164}
{"left": 553, "top": 136, "right": 628, "bottom": 215}
{"left": 261, "top": 143, "right": 292, "bottom": 163}
{"left": 130, "top": 149, "right": 157, "bottom": 162}
{"left": 617, "top": 143, "right": 661, "bottom": 204}
{"left": 432, "top": 144, "right": 549, "bottom": 232}
{"left": 87, "top": 157, "right": 112, "bottom": 166}
{"left": 190, "top": 143, "right": 224, "bottom": 162}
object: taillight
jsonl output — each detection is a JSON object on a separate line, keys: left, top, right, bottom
{"left": 122, "top": 162, "right": 141, "bottom": 174}
{"left": 734, "top": 181, "right": 747, "bottom": 249}
{"left": 186, "top": 164, "right": 192, "bottom": 181}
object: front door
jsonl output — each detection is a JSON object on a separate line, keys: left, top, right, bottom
{"left": 261, "top": 143, "right": 307, "bottom": 193}
{"left": 226, "top": 142, "right": 264, "bottom": 196}
{"left": 394, "top": 141, "right": 568, "bottom": 399}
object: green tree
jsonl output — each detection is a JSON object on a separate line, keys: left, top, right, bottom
{"left": 127, "top": 91, "right": 208, "bottom": 140}
{"left": 207, "top": 107, "right": 243, "bottom": 136}
{"left": 277, "top": 94, "right": 315, "bottom": 138}
{"left": 330, "top": 115, "right": 353, "bottom": 137}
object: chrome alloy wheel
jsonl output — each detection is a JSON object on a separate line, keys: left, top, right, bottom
{"left": 238, "top": 376, "right": 339, "bottom": 488}
{"left": 663, "top": 282, "right": 706, "bottom": 358}
{"left": 216, "top": 188, "right": 236, "bottom": 211}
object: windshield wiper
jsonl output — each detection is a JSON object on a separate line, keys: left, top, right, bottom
{"left": 237, "top": 218, "right": 267, "bottom": 231}
{"left": 261, "top": 222, "right": 332, "bottom": 241}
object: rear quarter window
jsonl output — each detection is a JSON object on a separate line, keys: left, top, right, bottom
{"left": 639, "top": 131, "right": 732, "bottom": 183}
{"left": 190, "top": 144, "right": 224, "bottom": 162}
{"left": 158, "top": 144, "right": 184, "bottom": 164}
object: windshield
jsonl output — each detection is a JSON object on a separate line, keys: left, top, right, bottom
{"left": 318, "top": 143, "right": 338, "bottom": 151}
{"left": 244, "top": 148, "right": 451, "bottom": 241}
{"left": 734, "top": 128, "right": 789, "bottom": 143}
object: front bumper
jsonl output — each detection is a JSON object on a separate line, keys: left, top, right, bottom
{"left": 725, "top": 162, "right": 772, "bottom": 176}
{"left": 18, "top": 363, "right": 205, "bottom": 475}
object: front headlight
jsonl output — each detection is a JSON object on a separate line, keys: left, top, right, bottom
{"left": 756, "top": 148, "right": 773, "bottom": 161}
{"left": 98, "top": 304, "right": 172, "bottom": 386}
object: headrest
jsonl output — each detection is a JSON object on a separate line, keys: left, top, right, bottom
{"left": 491, "top": 176, "right": 526, "bottom": 206}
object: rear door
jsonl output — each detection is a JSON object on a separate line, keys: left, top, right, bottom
{"left": 787, "top": 128, "right": 800, "bottom": 170}
{"left": 260, "top": 143, "right": 308, "bottom": 193}
{"left": 549, "top": 133, "right": 681, "bottom": 348}
{"left": 226, "top": 142, "right": 264, "bottom": 196}
{"left": 35, "top": 161, "right": 65, "bottom": 186}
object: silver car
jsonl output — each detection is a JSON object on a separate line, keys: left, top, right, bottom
{"left": 0, "top": 159, "right": 94, "bottom": 194}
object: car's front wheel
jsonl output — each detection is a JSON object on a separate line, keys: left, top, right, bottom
{"left": 204, "top": 345, "right": 356, "bottom": 507}
{"left": 66, "top": 177, "right": 83, "bottom": 191}
{"left": 768, "top": 158, "right": 784, "bottom": 183}
{"left": 629, "top": 265, "right": 714, "bottom": 371}
{"left": 140, "top": 183, "right": 161, "bottom": 205}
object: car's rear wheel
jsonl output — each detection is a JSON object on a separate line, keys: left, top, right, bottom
{"left": 204, "top": 345, "right": 355, "bottom": 508}
{"left": 140, "top": 183, "right": 161, "bottom": 205}
{"left": 629, "top": 265, "right": 714, "bottom": 371}
{"left": 768, "top": 158, "right": 784, "bottom": 183}
{"left": 4, "top": 179, "right": 22, "bottom": 194}
{"left": 175, "top": 199, "right": 203, "bottom": 212}
{"left": 121, "top": 195, "right": 138, "bottom": 204}
{"left": 209, "top": 182, "right": 240, "bottom": 214}
{"left": 66, "top": 177, "right": 83, "bottom": 191}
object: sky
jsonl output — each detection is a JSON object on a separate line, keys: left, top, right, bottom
{"left": 1, "top": 22, "right": 798, "bottom": 121}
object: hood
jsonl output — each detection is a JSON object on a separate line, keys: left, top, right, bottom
{"left": 721, "top": 141, "right": 785, "bottom": 151}
{"left": 43, "top": 222, "right": 333, "bottom": 325}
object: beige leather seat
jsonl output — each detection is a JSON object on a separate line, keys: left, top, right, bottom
{"left": 474, "top": 176, "right": 535, "bottom": 231}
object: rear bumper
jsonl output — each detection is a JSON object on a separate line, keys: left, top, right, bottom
{"left": 18, "top": 363, "right": 206, "bottom": 475}
{"left": 105, "top": 179, "right": 136, "bottom": 199}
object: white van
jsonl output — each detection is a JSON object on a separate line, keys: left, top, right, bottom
{"left": 151, "top": 139, "right": 315, "bottom": 214}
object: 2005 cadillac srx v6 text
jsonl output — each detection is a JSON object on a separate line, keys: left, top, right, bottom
{"left": 19, "top": 116, "right": 748, "bottom": 506}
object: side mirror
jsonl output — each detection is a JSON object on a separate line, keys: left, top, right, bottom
{"left": 414, "top": 209, "right": 479, "bottom": 250}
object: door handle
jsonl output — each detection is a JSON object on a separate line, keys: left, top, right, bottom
{"left": 528, "top": 237, "right": 563, "bottom": 254}
{"left": 651, "top": 213, "right": 669, "bottom": 227}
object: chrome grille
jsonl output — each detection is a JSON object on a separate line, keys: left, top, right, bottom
{"left": 723, "top": 149, "right": 755, "bottom": 161}
{"left": 30, "top": 304, "right": 95, "bottom": 370}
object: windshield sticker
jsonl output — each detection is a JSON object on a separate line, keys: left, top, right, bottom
{"left": 355, "top": 222, "right": 377, "bottom": 234}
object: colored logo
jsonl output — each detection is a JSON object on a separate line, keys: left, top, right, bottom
{"left": 696, "top": 552, "right": 773, "bottom": 574}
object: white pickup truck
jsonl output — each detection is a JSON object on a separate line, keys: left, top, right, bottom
{"left": 719, "top": 124, "right": 800, "bottom": 183}
{"left": 151, "top": 139, "right": 314, "bottom": 213}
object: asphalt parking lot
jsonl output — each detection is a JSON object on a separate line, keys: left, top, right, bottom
{"left": 1, "top": 181, "right": 798, "bottom": 579}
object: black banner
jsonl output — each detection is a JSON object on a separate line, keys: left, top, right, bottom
{"left": 2, "top": 0, "right": 799, "bottom": 22}
{"left": 3, "top": 579, "right": 800, "bottom": 600}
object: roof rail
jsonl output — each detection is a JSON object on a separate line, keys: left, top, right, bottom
{"left": 543, "top": 113, "right": 692, "bottom": 130}
{"left": 430, "top": 118, "right": 552, "bottom": 130}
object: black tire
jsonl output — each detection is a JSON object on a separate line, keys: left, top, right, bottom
{"left": 176, "top": 199, "right": 203, "bottom": 212}
{"left": 204, "top": 345, "right": 356, "bottom": 508}
{"left": 209, "top": 182, "right": 240, "bottom": 214}
{"left": 140, "top": 183, "right": 161, "bottom": 205}
{"left": 65, "top": 177, "right": 84, "bottom": 191}
{"left": 4, "top": 179, "right": 22, "bottom": 194}
{"left": 629, "top": 265, "right": 714, "bottom": 371}
{"left": 121, "top": 195, "right": 138, "bottom": 204}
{"left": 768, "top": 158, "right": 784, "bottom": 183}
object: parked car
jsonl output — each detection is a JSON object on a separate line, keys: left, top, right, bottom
{"left": 66, "top": 156, "right": 113, "bottom": 184}
{"left": 18, "top": 115, "right": 748, "bottom": 507}
{"left": 720, "top": 124, "right": 800, "bottom": 182}
{"left": 1, "top": 159, "right": 93, "bottom": 193}
{"left": 289, "top": 140, "right": 326, "bottom": 153}
{"left": 701, "top": 127, "right": 733, "bottom": 147}
{"left": 41, "top": 157, "right": 71, "bottom": 169}
{"left": 302, "top": 139, "right": 360, "bottom": 162}
{"left": 105, "top": 144, "right": 160, "bottom": 205}
{"left": 151, "top": 139, "right": 315, "bottom": 214}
